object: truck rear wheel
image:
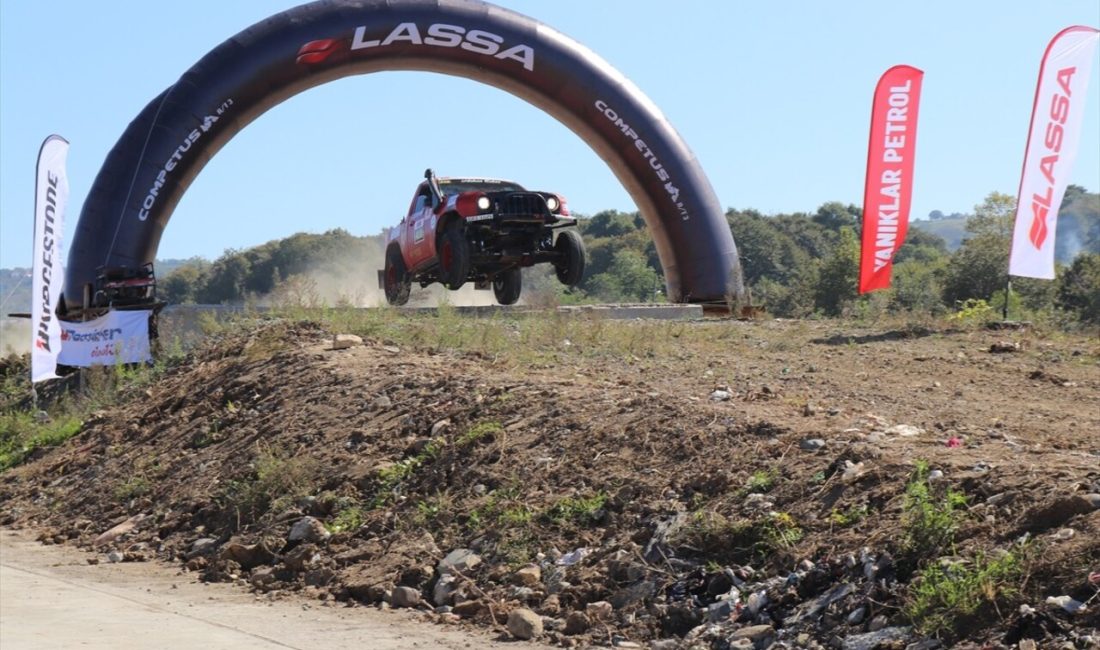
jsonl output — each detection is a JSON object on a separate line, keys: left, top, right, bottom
{"left": 384, "top": 247, "right": 411, "bottom": 306}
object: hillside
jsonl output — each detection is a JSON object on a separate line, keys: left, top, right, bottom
{"left": 2, "top": 313, "right": 1098, "bottom": 648}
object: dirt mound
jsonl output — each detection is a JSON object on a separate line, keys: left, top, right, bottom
{"left": 2, "top": 316, "right": 1098, "bottom": 648}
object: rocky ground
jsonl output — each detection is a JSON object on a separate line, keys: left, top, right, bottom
{"left": 1, "top": 312, "right": 1098, "bottom": 649}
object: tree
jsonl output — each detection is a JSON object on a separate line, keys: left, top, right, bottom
{"left": 587, "top": 250, "right": 662, "bottom": 302}
{"left": 813, "top": 201, "right": 861, "bottom": 233}
{"left": 815, "top": 226, "right": 860, "bottom": 315}
{"left": 942, "top": 193, "right": 1014, "bottom": 305}
{"left": 1056, "top": 253, "right": 1100, "bottom": 323}
{"left": 159, "top": 262, "right": 208, "bottom": 304}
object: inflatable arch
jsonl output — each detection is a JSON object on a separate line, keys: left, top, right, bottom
{"left": 64, "top": 0, "right": 743, "bottom": 308}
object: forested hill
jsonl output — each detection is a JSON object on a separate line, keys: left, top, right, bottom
{"left": 1, "top": 188, "right": 1097, "bottom": 324}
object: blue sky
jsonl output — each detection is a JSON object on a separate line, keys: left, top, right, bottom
{"left": 1, "top": 0, "right": 1098, "bottom": 269}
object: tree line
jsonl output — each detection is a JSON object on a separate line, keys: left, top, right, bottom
{"left": 158, "top": 186, "right": 1100, "bottom": 323}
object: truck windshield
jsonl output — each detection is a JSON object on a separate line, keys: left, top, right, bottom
{"left": 438, "top": 179, "right": 525, "bottom": 195}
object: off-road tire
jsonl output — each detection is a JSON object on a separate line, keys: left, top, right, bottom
{"left": 439, "top": 222, "right": 470, "bottom": 290}
{"left": 554, "top": 230, "right": 586, "bottom": 287}
{"left": 384, "top": 247, "right": 411, "bottom": 306}
{"left": 493, "top": 267, "right": 522, "bottom": 305}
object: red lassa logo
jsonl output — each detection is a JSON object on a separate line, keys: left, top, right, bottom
{"left": 1028, "top": 66, "right": 1076, "bottom": 249}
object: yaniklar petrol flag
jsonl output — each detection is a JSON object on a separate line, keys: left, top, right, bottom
{"left": 31, "top": 135, "right": 70, "bottom": 383}
{"left": 859, "top": 65, "right": 924, "bottom": 294}
{"left": 1010, "top": 26, "right": 1100, "bottom": 280}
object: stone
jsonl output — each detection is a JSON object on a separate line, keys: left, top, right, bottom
{"left": 433, "top": 574, "right": 458, "bottom": 606}
{"left": 563, "top": 611, "right": 590, "bottom": 635}
{"left": 250, "top": 567, "right": 277, "bottom": 589}
{"left": 220, "top": 541, "right": 276, "bottom": 570}
{"left": 186, "top": 537, "right": 218, "bottom": 559}
{"left": 106, "top": 551, "right": 124, "bottom": 563}
{"left": 905, "top": 640, "right": 941, "bottom": 650}
{"left": 710, "top": 389, "right": 732, "bottom": 401}
{"left": 439, "top": 549, "right": 481, "bottom": 576}
{"left": 847, "top": 606, "right": 867, "bottom": 625}
{"left": 288, "top": 517, "right": 330, "bottom": 544}
{"left": 372, "top": 395, "right": 392, "bottom": 409}
{"left": 430, "top": 419, "right": 451, "bottom": 436}
{"left": 1083, "top": 493, "right": 1100, "bottom": 509}
{"left": 586, "top": 600, "right": 613, "bottom": 620}
{"left": 94, "top": 514, "right": 146, "bottom": 547}
{"left": 868, "top": 615, "right": 889, "bottom": 631}
{"left": 452, "top": 600, "right": 484, "bottom": 618}
{"left": 1018, "top": 640, "right": 1037, "bottom": 650}
{"left": 731, "top": 624, "right": 774, "bottom": 642}
{"left": 331, "top": 334, "right": 363, "bottom": 350}
{"left": 708, "top": 599, "right": 735, "bottom": 622}
{"left": 650, "top": 641, "right": 679, "bottom": 650}
{"left": 506, "top": 608, "right": 543, "bottom": 640}
{"left": 803, "top": 403, "right": 818, "bottom": 416}
{"left": 886, "top": 424, "right": 923, "bottom": 437}
{"left": 513, "top": 564, "right": 542, "bottom": 586}
{"left": 391, "top": 586, "right": 422, "bottom": 608}
{"left": 800, "top": 438, "right": 827, "bottom": 451}
{"left": 609, "top": 581, "right": 655, "bottom": 610}
{"left": 843, "top": 626, "right": 912, "bottom": 650}
{"left": 282, "top": 544, "right": 320, "bottom": 572}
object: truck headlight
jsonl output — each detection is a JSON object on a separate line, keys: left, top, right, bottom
{"left": 477, "top": 196, "right": 491, "bottom": 211}
{"left": 546, "top": 196, "right": 560, "bottom": 212}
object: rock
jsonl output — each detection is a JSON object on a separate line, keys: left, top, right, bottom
{"left": 220, "top": 541, "right": 276, "bottom": 569}
{"left": 610, "top": 581, "right": 655, "bottom": 610}
{"left": 1018, "top": 640, "right": 1037, "bottom": 650}
{"left": 847, "top": 606, "right": 867, "bottom": 625}
{"left": 1083, "top": 493, "right": 1100, "bottom": 509}
{"left": 430, "top": 418, "right": 451, "bottom": 436}
{"left": 803, "top": 403, "right": 818, "bottom": 416}
{"left": 331, "top": 334, "right": 363, "bottom": 350}
{"left": 513, "top": 564, "right": 541, "bottom": 586}
{"left": 710, "top": 389, "right": 732, "bottom": 402}
{"left": 731, "top": 624, "right": 775, "bottom": 646}
{"left": 708, "top": 599, "right": 735, "bottom": 622}
{"left": 1052, "top": 528, "right": 1075, "bottom": 541}
{"left": 288, "top": 517, "right": 330, "bottom": 544}
{"left": 250, "top": 567, "right": 277, "bottom": 589}
{"left": 506, "top": 608, "right": 543, "bottom": 640}
{"left": 650, "top": 641, "right": 679, "bottom": 650}
{"left": 843, "top": 626, "right": 912, "bottom": 650}
{"left": 106, "top": 551, "right": 124, "bottom": 563}
{"left": 800, "top": 438, "right": 827, "bottom": 451}
{"left": 438, "top": 548, "right": 481, "bottom": 576}
{"left": 986, "top": 492, "right": 1016, "bottom": 507}
{"left": 563, "top": 611, "right": 590, "bottom": 635}
{"left": 391, "top": 586, "right": 422, "bottom": 608}
{"left": 381, "top": 345, "right": 400, "bottom": 354}
{"left": 841, "top": 461, "right": 866, "bottom": 482}
{"left": 989, "top": 340, "right": 1020, "bottom": 353}
{"left": 886, "top": 424, "right": 923, "bottom": 437}
{"left": 452, "top": 599, "right": 484, "bottom": 618}
{"left": 186, "top": 537, "right": 218, "bottom": 559}
{"left": 613, "top": 641, "right": 642, "bottom": 649}
{"left": 282, "top": 544, "right": 320, "bottom": 572}
{"left": 371, "top": 395, "right": 393, "bottom": 409}
{"left": 868, "top": 615, "right": 889, "bottom": 632}
{"left": 433, "top": 575, "right": 458, "bottom": 606}
{"left": 905, "top": 640, "right": 941, "bottom": 650}
{"left": 94, "top": 514, "right": 146, "bottom": 547}
{"left": 586, "top": 600, "right": 614, "bottom": 620}
{"left": 745, "top": 590, "right": 768, "bottom": 617}
{"left": 728, "top": 641, "right": 753, "bottom": 650}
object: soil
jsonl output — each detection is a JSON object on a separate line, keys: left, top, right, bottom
{"left": 2, "top": 315, "right": 1098, "bottom": 649}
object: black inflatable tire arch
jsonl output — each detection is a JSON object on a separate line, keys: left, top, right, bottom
{"left": 64, "top": 0, "right": 743, "bottom": 310}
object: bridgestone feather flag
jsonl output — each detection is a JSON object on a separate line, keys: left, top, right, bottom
{"left": 859, "top": 66, "right": 924, "bottom": 294}
{"left": 31, "top": 135, "right": 70, "bottom": 383}
{"left": 1009, "top": 26, "right": 1100, "bottom": 280}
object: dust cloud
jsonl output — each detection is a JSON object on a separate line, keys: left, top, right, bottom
{"left": 1, "top": 319, "right": 30, "bottom": 357}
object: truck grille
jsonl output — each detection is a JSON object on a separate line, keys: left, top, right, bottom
{"left": 494, "top": 193, "right": 548, "bottom": 220}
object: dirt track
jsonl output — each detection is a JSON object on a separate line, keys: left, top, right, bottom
{"left": 2, "top": 314, "right": 1098, "bottom": 648}
{"left": 0, "top": 529, "right": 532, "bottom": 649}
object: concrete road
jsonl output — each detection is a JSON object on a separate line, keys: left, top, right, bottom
{"left": 0, "top": 530, "right": 534, "bottom": 650}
